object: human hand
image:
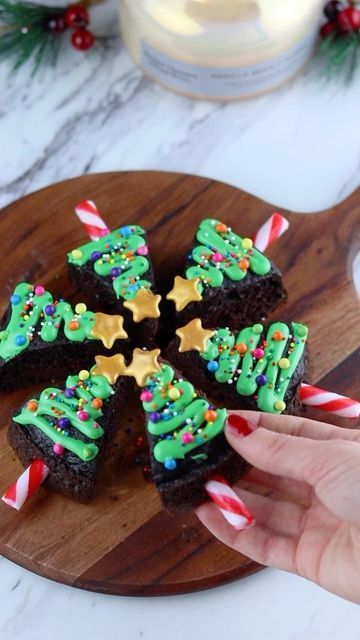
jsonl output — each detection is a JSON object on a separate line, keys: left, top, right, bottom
{"left": 196, "top": 411, "right": 360, "bottom": 604}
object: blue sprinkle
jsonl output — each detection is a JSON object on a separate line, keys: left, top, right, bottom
{"left": 15, "top": 335, "right": 26, "bottom": 346}
{"left": 128, "top": 284, "right": 138, "bottom": 293}
{"left": 120, "top": 225, "right": 131, "bottom": 237}
{"left": 10, "top": 294, "right": 21, "bottom": 305}
{"left": 164, "top": 458, "right": 177, "bottom": 470}
{"left": 166, "top": 434, "right": 173, "bottom": 440}
{"left": 197, "top": 437, "right": 204, "bottom": 445}
{"left": 207, "top": 360, "right": 219, "bottom": 372}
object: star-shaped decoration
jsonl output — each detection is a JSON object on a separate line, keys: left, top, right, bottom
{"left": 166, "top": 276, "right": 202, "bottom": 312}
{"left": 92, "top": 354, "right": 128, "bottom": 385}
{"left": 176, "top": 319, "right": 215, "bottom": 353}
{"left": 124, "top": 348, "right": 161, "bottom": 386}
{"left": 91, "top": 313, "right": 128, "bottom": 348}
{"left": 123, "top": 289, "right": 162, "bottom": 323}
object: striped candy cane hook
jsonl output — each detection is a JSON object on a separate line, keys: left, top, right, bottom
{"left": 205, "top": 475, "right": 255, "bottom": 531}
{"left": 253, "top": 213, "right": 289, "bottom": 253}
{"left": 300, "top": 384, "right": 360, "bottom": 419}
{"left": 2, "top": 459, "right": 49, "bottom": 511}
{"left": 74, "top": 200, "right": 110, "bottom": 241}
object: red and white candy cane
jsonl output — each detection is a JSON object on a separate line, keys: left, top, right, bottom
{"left": 2, "top": 459, "right": 49, "bottom": 511}
{"left": 74, "top": 200, "right": 110, "bottom": 241}
{"left": 300, "top": 384, "right": 360, "bottom": 419}
{"left": 205, "top": 475, "right": 255, "bottom": 531}
{"left": 253, "top": 212, "right": 289, "bottom": 253}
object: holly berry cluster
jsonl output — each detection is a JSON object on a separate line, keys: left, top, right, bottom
{"left": 321, "top": 1, "right": 360, "bottom": 38}
{"left": 46, "top": 4, "right": 94, "bottom": 51}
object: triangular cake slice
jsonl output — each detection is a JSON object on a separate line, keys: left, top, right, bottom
{"left": 0, "top": 282, "right": 130, "bottom": 390}
{"left": 140, "top": 359, "right": 248, "bottom": 512}
{"left": 8, "top": 355, "right": 131, "bottom": 502}
{"left": 166, "top": 319, "right": 308, "bottom": 416}
{"left": 67, "top": 225, "right": 161, "bottom": 346}
{"left": 166, "top": 218, "right": 287, "bottom": 329}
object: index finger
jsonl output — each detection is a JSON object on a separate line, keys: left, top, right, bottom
{"left": 226, "top": 410, "right": 360, "bottom": 443}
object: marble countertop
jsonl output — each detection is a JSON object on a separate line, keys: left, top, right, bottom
{"left": 1, "top": 1, "right": 360, "bottom": 637}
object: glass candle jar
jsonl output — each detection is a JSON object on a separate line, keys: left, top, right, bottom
{"left": 118, "top": 0, "right": 324, "bottom": 100}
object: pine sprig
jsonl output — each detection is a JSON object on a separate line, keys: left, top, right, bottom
{"left": 0, "top": 0, "right": 65, "bottom": 73}
{"left": 319, "top": 2, "right": 360, "bottom": 82}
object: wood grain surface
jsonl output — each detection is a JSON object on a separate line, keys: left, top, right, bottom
{"left": 0, "top": 171, "right": 359, "bottom": 596}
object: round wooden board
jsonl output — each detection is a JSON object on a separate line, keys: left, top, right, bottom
{"left": 0, "top": 172, "right": 359, "bottom": 596}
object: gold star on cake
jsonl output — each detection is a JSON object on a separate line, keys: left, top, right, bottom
{"left": 123, "top": 289, "right": 161, "bottom": 323}
{"left": 91, "top": 313, "right": 128, "bottom": 348}
{"left": 124, "top": 348, "right": 161, "bottom": 386}
{"left": 166, "top": 276, "right": 202, "bottom": 312}
{"left": 176, "top": 319, "right": 215, "bottom": 353}
{"left": 92, "top": 354, "right": 128, "bottom": 385}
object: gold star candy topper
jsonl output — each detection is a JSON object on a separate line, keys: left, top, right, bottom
{"left": 123, "top": 289, "right": 161, "bottom": 323}
{"left": 166, "top": 276, "right": 202, "bottom": 312}
{"left": 124, "top": 348, "right": 161, "bottom": 386}
{"left": 92, "top": 354, "right": 128, "bottom": 385}
{"left": 176, "top": 319, "right": 215, "bottom": 353}
{"left": 91, "top": 313, "right": 128, "bottom": 349}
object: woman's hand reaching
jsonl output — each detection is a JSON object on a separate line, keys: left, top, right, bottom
{"left": 196, "top": 411, "right": 360, "bottom": 604}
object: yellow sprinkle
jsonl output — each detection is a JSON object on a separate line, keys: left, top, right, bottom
{"left": 274, "top": 400, "right": 286, "bottom": 412}
{"left": 279, "top": 358, "right": 290, "bottom": 369}
{"left": 79, "top": 369, "right": 90, "bottom": 381}
{"left": 72, "top": 249, "right": 83, "bottom": 260}
{"left": 168, "top": 388, "right": 180, "bottom": 401}
{"left": 75, "top": 302, "right": 87, "bottom": 314}
{"left": 241, "top": 237, "right": 253, "bottom": 250}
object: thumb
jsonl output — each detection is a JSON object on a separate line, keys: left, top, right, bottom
{"left": 225, "top": 412, "right": 360, "bottom": 527}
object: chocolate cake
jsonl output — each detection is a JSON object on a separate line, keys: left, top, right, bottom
{"left": 0, "top": 282, "right": 130, "bottom": 390}
{"left": 140, "top": 358, "right": 248, "bottom": 512}
{"left": 166, "top": 218, "right": 287, "bottom": 329}
{"left": 67, "top": 225, "right": 161, "bottom": 346}
{"left": 8, "top": 355, "right": 131, "bottom": 502}
{"left": 166, "top": 319, "right": 308, "bottom": 416}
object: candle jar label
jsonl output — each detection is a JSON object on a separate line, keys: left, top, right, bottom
{"left": 140, "top": 28, "right": 317, "bottom": 99}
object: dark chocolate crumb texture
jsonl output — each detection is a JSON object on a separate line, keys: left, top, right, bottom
{"left": 166, "top": 318, "right": 308, "bottom": 415}
{"left": 0, "top": 282, "right": 130, "bottom": 390}
{"left": 8, "top": 355, "right": 131, "bottom": 502}
{"left": 67, "top": 225, "right": 161, "bottom": 345}
{"left": 166, "top": 218, "right": 287, "bottom": 329}
{"left": 140, "top": 359, "right": 248, "bottom": 512}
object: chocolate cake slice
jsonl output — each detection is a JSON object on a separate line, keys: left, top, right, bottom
{"left": 140, "top": 359, "right": 248, "bottom": 512}
{"left": 166, "top": 319, "right": 308, "bottom": 416}
{"left": 67, "top": 225, "right": 161, "bottom": 346}
{"left": 0, "top": 282, "right": 130, "bottom": 390}
{"left": 8, "top": 355, "right": 131, "bottom": 502}
{"left": 166, "top": 218, "right": 287, "bottom": 329}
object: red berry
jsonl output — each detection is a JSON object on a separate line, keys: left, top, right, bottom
{"left": 324, "top": 1, "right": 342, "bottom": 22}
{"left": 320, "top": 21, "right": 338, "bottom": 38}
{"left": 45, "top": 14, "right": 66, "bottom": 34}
{"left": 337, "top": 7, "right": 360, "bottom": 31}
{"left": 64, "top": 5, "right": 89, "bottom": 29}
{"left": 71, "top": 28, "right": 94, "bottom": 51}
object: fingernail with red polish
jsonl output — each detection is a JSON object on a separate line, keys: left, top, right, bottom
{"left": 226, "top": 414, "right": 257, "bottom": 438}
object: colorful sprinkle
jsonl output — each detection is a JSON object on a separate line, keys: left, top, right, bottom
{"left": 75, "top": 303, "right": 87, "bottom": 314}
{"left": 181, "top": 432, "right": 194, "bottom": 444}
{"left": 15, "top": 335, "right": 27, "bottom": 346}
{"left": 68, "top": 320, "right": 80, "bottom": 331}
{"left": 45, "top": 304, "right": 56, "bottom": 316}
{"left": 207, "top": 360, "right": 219, "bottom": 372}
{"left": 241, "top": 238, "right": 253, "bottom": 250}
{"left": 164, "top": 458, "right": 177, "bottom": 470}
{"left": 72, "top": 249, "right": 83, "bottom": 260}
{"left": 279, "top": 358, "right": 290, "bottom": 369}
{"left": 204, "top": 409, "right": 217, "bottom": 422}
{"left": 10, "top": 294, "right": 21, "bottom": 305}
{"left": 27, "top": 400, "right": 38, "bottom": 412}
{"left": 53, "top": 444, "right": 65, "bottom": 455}
{"left": 79, "top": 369, "right": 90, "bottom": 381}
{"left": 236, "top": 342, "right": 248, "bottom": 355}
{"left": 274, "top": 400, "right": 286, "bottom": 412}
{"left": 136, "top": 245, "right": 149, "bottom": 256}
{"left": 256, "top": 374, "right": 267, "bottom": 386}
{"left": 34, "top": 285, "right": 45, "bottom": 296}
{"left": 168, "top": 387, "right": 181, "bottom": 401}
{"left": 140, "top": 390, "right": 153, "bottom": 402}
{"left": 92, "top": 398, "right": 103, "bottom": 409}
{"left": 77, "top": 410, "right": 89, "bottom": 421}
{"left": 253, "top": 348, "right": 265, "bottom": 359}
